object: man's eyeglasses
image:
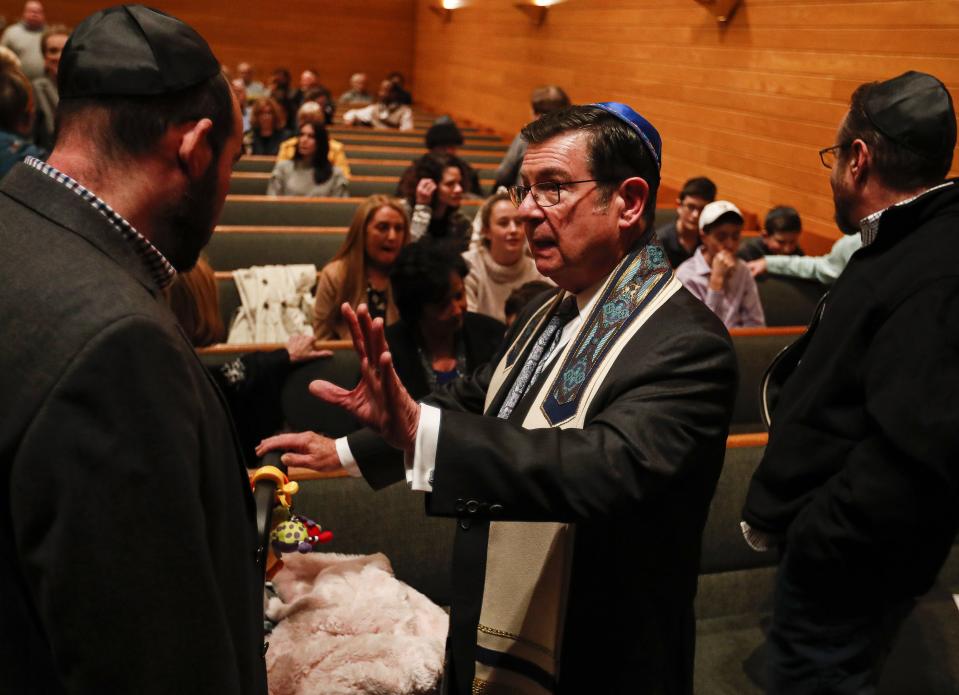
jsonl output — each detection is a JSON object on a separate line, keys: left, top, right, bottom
{"left": 508, "top": 179, "right": 608, "bottom": 208}
{"left": 818, "top": 142, "right": 850, "bottom": 169}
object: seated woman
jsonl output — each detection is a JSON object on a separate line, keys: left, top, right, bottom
{"left": 166, "top": 256, "right": 330, "bottom": 465}
{"left": 676, "top": 200, "right": 765, "bottom": 329}
{"left": 462, "top": 192, "right": 550, "bottom": 324}
{"left": 385, "top": 240, "right": 505, "bottom": 398}
{"left": 276, "top": 101, "right": 351, "bottom": 177}
{"left": 267, "top": 121, "right": 349, "bottom": 197}
{"left": 313, "top": 195, "right": 409, "bottom": 340}
{"left": 407, "top": 152, "right": 472, "bottom": 250}
{"left": 248, "top": 96, "right": 291, "bottom": 156}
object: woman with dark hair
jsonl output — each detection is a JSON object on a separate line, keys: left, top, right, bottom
{"left": 313, "top": 195, "right": 409, "bottom": 339}
{"left": 166, "top": 256, "right": 330, "bottom": 465}
{"left": 462, "top": 191, "right": 549, "bottom": 323}
{"left": 267, "top": 121, "right": 348, "bottom": 197}
{"left": 248, "top": 96, "right": 291, "bottom": 155}
{"left": 385, "top": 240, "right": 505, "bottom": 398}
{"left": 407, "top": 152, "right": 472, "bottom": 251}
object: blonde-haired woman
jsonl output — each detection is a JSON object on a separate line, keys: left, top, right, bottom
{"left": 313, "top": 195, "right": 410, "bottom": 339}
{"left": 462, "top": 192, "right": 549, "bottom": 324}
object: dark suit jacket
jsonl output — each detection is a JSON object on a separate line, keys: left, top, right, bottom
{"left": 356, "top": 283, "right": 737, "bottom": 694}
{"left": 0, "top": 164, "right": 268, "bottom": 694}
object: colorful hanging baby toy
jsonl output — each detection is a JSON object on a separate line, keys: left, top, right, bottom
{"left": 250, "top": 465, "right": 333, "bottom": 580}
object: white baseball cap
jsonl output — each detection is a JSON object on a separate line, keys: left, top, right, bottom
{"left": 699, "top": 200, "right": 743, "bottom": 231}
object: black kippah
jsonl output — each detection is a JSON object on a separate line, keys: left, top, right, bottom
{"left": 865, "top": 71, "right": 957, "bottom": 158}
{"left": 58, "top": 5, "right": 221, "bottom": 99}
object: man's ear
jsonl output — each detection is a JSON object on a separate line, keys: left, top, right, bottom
{"left": 177, "top": 118, "right": 214, "bottom": 180}
{"left": 618, "top": 176, "right": 650, "bottom": 231}
{"left": 847, "top": 138, "right": 870, "bottom": 185}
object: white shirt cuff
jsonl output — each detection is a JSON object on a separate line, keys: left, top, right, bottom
{"left": 405, "top": 403, "right": 441, "bottom": 492}
{"left": 335, "top": 436, "right": 363, "bottom": 478}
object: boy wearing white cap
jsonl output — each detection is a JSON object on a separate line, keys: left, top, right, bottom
{"left": 676, "top": 200, "right": 765, "bottom": 328}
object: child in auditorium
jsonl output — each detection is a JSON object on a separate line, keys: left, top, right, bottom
{"left": 737, "top": 205, "right": 805, "bottom": 261}
{"left": 676, "top": 200, "right": 765, "bottom": 329}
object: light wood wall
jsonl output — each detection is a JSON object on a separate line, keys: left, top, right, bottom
{"left": 8, "top": 1, "right": 415, "bottom": 97}
{"left": 412, "top": 0, "right": 959, "bottom": 250}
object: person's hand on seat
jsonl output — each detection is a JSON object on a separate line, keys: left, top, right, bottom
{"left": 256, "top": 431, "right": 340, "bottom": 471}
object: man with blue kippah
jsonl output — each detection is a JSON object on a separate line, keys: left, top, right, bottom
{"left": 261, "top": 103, "right": 737, "bottom": 694}
{"left": 0, "top": 6, "right": 265, "bottom": 694}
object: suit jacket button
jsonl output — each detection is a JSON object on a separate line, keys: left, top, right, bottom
{"left": 454, "top": 498, "right": 465, "bottom": 512}
{"left": 489, "top": 504, "right": 504, "bottom": 515}
{"left": 460, "top": 519, "right": 471, "bottom": 530}
{"left": 466, "top": 499, "right": 480, "bottom": 514}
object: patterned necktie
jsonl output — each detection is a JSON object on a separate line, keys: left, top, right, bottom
{"left": 497, "top": 295, "right": 579, "bottom": 420}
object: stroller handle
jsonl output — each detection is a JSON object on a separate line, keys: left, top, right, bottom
{"left": 253, "top": 451, "right": 286, "bottom": 576}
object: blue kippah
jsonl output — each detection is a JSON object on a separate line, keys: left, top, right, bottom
{"left": 589, "top": 102, "right": 662, "bottom": 170}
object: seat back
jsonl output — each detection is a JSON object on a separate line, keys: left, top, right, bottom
{"left": 756, "top": 275, "right": 827, "bottom": 327}
{"left": 206, "top": 230, "right": 345, "bottom": 271}
{"left": 281, "top": 353, "right": 362, "bottom": 437}
{"left": 729, "top": 331, "right": 802, "bottom": 429}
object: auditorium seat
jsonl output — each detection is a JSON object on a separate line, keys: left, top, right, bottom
{"left": 206, "top": 227, "right": 345, "bottom": 270}
{"left": 333, "top": 135, "right": 508, "bottom": 152}
{"left": 694, "top": 439, "right": 959, "bottom": 695}
{"left": 755, "top": 274, "right": 827, "bottom": 327}
{"left": 344, "top": 147, "right": 504, "bottom": 165}
{"left": 282, "top": 438, "right": 959, "bottom": 694}
{"left": 219, "top": 196, "right": 482, "bottom": 227}
{"left": 728, "top": 328, "right": 803, "bottom": 432}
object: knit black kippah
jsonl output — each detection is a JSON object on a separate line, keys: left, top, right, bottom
{"left": 865, "top": 71, "right": 957, "bottom": 158}
{"left": 58, "top": 5, "right": 221, "bottom": 99}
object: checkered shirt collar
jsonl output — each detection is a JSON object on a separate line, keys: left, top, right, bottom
{"left": 858, "top": 181, "right": 953, "bottom": 248}
{"left": 24, "top": 156, "right": 177, "bottom": 289}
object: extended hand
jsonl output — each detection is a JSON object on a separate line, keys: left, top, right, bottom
{"left": 310, "top": 303, "right": 420, "bottom": 451}
{"left": 256, "top": 431, "right": 341, "bottom": 471}
{"left": 747, "top": 257, "right": 767, "bottom": 278}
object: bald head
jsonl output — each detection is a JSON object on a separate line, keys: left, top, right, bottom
{"left": 23, "top": 1, "right": 44, "bottom": 30}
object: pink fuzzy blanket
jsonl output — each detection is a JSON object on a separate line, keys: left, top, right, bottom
{"left": 265, "top": 552, "right": 448, "bottom": 695}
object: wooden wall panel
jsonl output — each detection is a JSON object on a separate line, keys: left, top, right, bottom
{"left": 3, "top": 1, "right": 415, "bottom": 97}
{"left": 412, "top": 0, "right": 959, "bottom": 249}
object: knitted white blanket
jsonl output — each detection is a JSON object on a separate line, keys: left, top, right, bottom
{"left": 265, "top": 552, "right": 448, "bottom": 695}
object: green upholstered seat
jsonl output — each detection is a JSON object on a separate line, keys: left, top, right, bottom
{"left": 756, "top": 275, "right": 827, "bottom": 327}
{"left": 229, "top": 175, "right": 269, "bottom": 195}
{"left": 220, "top": 198, "right": 360, "bottom": 226}
{"left": 220, "top": 196, "right": 481, "bottom": 227}
{"left": 349, "top": 162, "right": 410, "bottom": 177}
{"left": 344, "top": 148, "right": 503, "bottom": 164}
{"left": 206, "top": 230, "right": 345, "bottom": 271}
{"left": 233, "top": 157, "right": 275, "bottom": 173}
{"left": 729, "top": 332, "right": 800, "bottom": 429}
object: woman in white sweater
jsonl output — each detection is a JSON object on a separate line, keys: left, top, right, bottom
{"left": 267, "top": 122, "right": 349, "bottom": 197}
{"left": 461, "top": 192, "right": 549, "bottom": 323}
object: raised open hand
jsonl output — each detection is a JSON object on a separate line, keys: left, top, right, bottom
{"left": 309, "top": 303, "right": 420, "bottom": 451}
